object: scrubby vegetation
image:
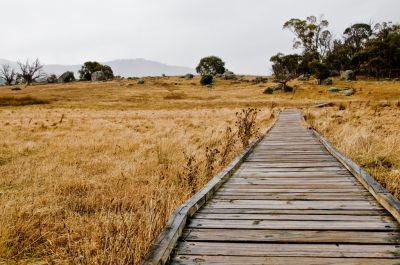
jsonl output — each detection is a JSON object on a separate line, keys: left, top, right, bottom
{"left": 78, "top": 61, "right": 114, "bottom": 81}
{"left": 200, "top": 74, "right": 213, "bottom": 86}
{"left": 270, "top": 15, "right": 400, "bottom": 91}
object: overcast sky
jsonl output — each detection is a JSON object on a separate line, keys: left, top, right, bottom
{"left": 1, "top": 0, "right": 399, "bottom": 75}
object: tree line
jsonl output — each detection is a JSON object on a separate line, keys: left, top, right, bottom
{"left": 271, "top": 15, "right": 400, "bottom": 91}
{"left": 0, "top": 60, "right": 114, "bottom": 86}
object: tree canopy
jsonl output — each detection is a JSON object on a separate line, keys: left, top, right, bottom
{"left": 270, "top": 53, "right": 300, "bottom": 92}
{"left": 78, "top": 61, "right": 114, "bottom": 81}
{"left": 275, "top": 15, "right": 400, "bottom": 83}
{"left": 283, "top": 15, "right": 332, "bottom": 60}
{"left": 196, "top": 56, "right": 225, "bottom": 75}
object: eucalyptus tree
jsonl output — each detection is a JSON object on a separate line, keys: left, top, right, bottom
{"left": 283, "top": 15, "right": 333, "bottom": 60}
{"left": 196, "top": 56, "right": 225, "bottom": 75}
{"left": 270, "top": 53, "right": 300, "bottom": 92}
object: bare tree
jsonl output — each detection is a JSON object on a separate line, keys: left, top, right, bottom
{"left": 17, "top": 58, "right": 46, "bottom": 86}
{"left": 0, "top": 64, "right": 17, "bottom": 85}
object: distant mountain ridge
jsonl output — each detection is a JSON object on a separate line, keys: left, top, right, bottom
{"left": 0, "top": 58, "right": 196, "bottom": 81}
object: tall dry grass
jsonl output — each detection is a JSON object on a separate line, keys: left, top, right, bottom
{"left": 303, "top": 101, "right": 400, "bottom": 198}
{"left": 0, "top": 104, "right": 273, "bottom": 264}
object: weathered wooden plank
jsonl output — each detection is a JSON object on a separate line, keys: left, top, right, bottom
{"left": 245, "top": 157, "right": 339, "bottom": 162}
{"left": 212, "top": 194, "right": 375, "bottom": 201}
{"left": 226, "top": 177, "right": 358, "bottom": 182}
{"left": 250, "top": 151, "right": 328, "bottom": 154}
{"left": 171, "top": 256, "right": 400, "bottom": 265}
{"left": 247, "top": 153, "right": 333, "bottom": 156}
{"left": 225, "top": 178, "right": 360, "bottom": 184}
{"left": 220, "top": 184, "right": 364, "bottom": 189}
{"left": 255, "top": 143, "right": 323, "bottom": 146}
{"left": 212, "top": 194, "right": 372, "bottom": 199}
{"left": 215, "top": 190, "right": 371, "bottom": 195}
{"left": 234, "top": 172, "right": 354, "bottom": 177}
{"left": 197, "top": 208, "right": 390, "bottom": 216}
{"left": 175, "top": 242, "right": 400, "bottom": 258}
{"left": 240, "top": 162, "right": 344, "bottom": 168}
{"left": 217, "top": 188, "right": 366, "bottom": 193}
{"left": 206, "top": 199, "right": 381, "bottom": 209}
{"left": 191, "top": 213, "right": 394, "bottom": 221}
{"left": 186, "top": 219, "right": 398, "bottom": 230}
{"left": 181, "top": 228, "right": 400, "bottom": 243}
{"left": 218, "top": 183, "right": 365, "bottom": 189}
{"left": 237, "top": 168, "right": 348, "bottom": 172}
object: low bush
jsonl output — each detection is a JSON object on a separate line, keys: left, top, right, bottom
{"left": 263, "top": 87, "right": 273, "bottom": 94}
{"left": 200, "top": 75, "right": 213, "bottom": 86}
{"left": 284, "top": 85, "right": 293, "bottom": 92}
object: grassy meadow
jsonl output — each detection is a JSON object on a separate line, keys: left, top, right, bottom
{"left": 0, "top": 75, "right": 399, "bottom": 264}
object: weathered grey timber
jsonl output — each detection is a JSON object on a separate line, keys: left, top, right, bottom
{"left": 141, "top": 113, "right": 280, "bottom": 265}
{"left": 142, "top": 109, "right": 400, "bottom": 265}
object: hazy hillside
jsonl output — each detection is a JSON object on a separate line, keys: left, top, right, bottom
{"left": 105, "top": 59, "right": 196, "bottom": 77}
{"left": 0, "top": 58, "right": 196, "bottom": 83}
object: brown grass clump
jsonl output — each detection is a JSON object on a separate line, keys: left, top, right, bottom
{"left": 303, "top": 102, "right": 400, "bottom": 198}
{"left": 0, "top": 95, "right": 50, "bottom": 106}
{"left": 0, "top": 75, "right": 399, "bottom": 264}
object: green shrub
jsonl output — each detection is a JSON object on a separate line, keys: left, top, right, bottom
{"left": 200, "top": 75, "right": 213, "bottom": 86}
{"left": 285, "top": 85, "right": 293, "bottom": 92}
{"left": 263, "top": 87, "right": 273, "bottom": 94}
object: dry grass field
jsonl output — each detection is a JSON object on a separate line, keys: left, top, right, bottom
{"left": 0, "top": 75, "right": 399, "bottom": 264}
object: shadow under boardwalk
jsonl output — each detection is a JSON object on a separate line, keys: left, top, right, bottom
{"left": 170, "top": 109, "right": 400, "bottom": 264}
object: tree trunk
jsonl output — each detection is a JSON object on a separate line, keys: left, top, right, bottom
{"left": 282, "top": 81, "right": 288, "bottom": 92}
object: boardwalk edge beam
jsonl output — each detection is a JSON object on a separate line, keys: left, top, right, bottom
{"left": 141, "top": 113, "right": 280, "bottom": 265}
{"left": 312, "top": 129, "right": 400, "bottom": 223}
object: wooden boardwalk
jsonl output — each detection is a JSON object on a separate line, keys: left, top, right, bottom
{"left": 143, "top": 109, "right": 400, "bottom": 265}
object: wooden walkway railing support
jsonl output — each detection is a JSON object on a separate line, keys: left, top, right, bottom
{"left": 312, "top": 129, "right": 400, "bottom": 223}
{"left": 141, "top": 115, "right": 280, "bottom": 265}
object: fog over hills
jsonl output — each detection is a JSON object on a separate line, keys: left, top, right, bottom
{"left": 0, "top": 58, "right": 196, "bottom": 82}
